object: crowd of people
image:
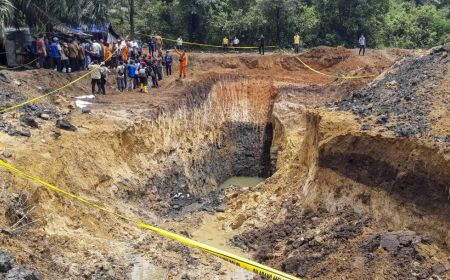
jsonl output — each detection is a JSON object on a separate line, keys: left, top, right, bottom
{"left": 33, "top": 34, "right": 188, "bottom": 95}
{"left": 29, "top": 32, "right": 368, "bottom": 95}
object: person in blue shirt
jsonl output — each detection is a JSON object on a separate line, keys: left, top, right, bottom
{"left": 50, "top": 37, "right": 62, "bottom": 71}
{"left": 127, "top": 60, "right": 137, "bottom": 91}
{"left": 164, "top": 50, "right": 173, "bottom": 76}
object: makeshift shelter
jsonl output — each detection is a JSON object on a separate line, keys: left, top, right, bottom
{"left": 2, "top": 27, "right": 33, "bottom": 67}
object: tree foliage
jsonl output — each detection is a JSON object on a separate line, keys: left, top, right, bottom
{"left": 0, "top": 0, "right": 449, "bottom": 48}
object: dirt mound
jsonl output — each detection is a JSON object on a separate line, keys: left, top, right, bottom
{"left": 336, "top": 45, "right": 450, "bottom": 141}
{"left": 232, "top": 204, "right": 445, "bottom": 279}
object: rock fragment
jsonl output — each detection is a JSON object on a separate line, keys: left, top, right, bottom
{"left": 56, "top": 118, "right": 77, "bottom": 131}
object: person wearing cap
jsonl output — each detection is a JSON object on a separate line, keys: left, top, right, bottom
{"left": 50, "top": 37, "right": 62, "bottom": 71}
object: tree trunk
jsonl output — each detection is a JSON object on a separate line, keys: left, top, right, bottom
{"left": 129, "top": 0, "right": 135, "bottom": 38}
{"left": 276, "top": 6, "right": 281, "bottom": 44}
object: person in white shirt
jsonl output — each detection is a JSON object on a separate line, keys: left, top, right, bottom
{"left": 233, "top": 37, "right": 240, "bottom": 51}
{"left": 176, "top": 37, "right": 183, "bottom": 50}
{"left": 88, "top": 60, "right": 101, "bottom": 94}
{"left": 91, "top": 40, "right": 102, "bottom": 62}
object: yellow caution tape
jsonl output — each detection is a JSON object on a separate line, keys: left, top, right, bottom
{"left": 0, "top": 58, "right": 38, "bottom": 70}
{"left": 0, "top": 159, "right": 301, "bottom": 280}
{"left": 288, "top": 50, "right": 376, "bottom": 80}
{"left": 0, "top": 52, "right": 115, "bottom": 114}
{"left": 145, "top": 35, "right": 277, "bottom": 49}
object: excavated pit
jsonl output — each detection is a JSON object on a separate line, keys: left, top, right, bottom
{"left": 108, "top": 78, "right": 278, "bottom": 214}
{"left": 2, "top": 49, "right": 449, "bottom": 279}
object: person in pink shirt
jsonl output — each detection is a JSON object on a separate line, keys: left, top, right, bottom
{"left": 36, "top": 34, "right": 47, "bottom": 69}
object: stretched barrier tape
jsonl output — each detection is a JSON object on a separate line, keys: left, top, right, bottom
{"left": 0, "top": 159, "right": 301, "bottom": 280}
{"left": 0, "top": 53, "right": 114, "bottom": 114}
{"left": 154, "top": 36, "right": 277, "bottom": 49}
{"left": 293, "top": 55, "right": 376, "bottom": 80}
{"left": 0, "top": 58, "right": 38, "bottom": 70}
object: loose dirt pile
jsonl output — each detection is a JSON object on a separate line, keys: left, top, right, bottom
{"left": 336, "top": 45, "right": 450, "bottom": 141}
{"left": 1, "top": 46, "right": 449, "bottom": 280}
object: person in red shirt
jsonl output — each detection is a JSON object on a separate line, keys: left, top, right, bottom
{"left": 36, "top": 34, "right": 47, "bottom": 69}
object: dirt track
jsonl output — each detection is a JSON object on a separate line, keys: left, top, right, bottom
{"left": 0, "top": 46, "right": 449, "bottom": 280}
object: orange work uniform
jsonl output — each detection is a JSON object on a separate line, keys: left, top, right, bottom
{"left": 104, "top": 45, "right": 112, "bottom": 62}
{"left": 175, "top": 49, "right": 188, "bottom": 78}
{"left": 122, "top": 46, "right": 129, "bottom": 62}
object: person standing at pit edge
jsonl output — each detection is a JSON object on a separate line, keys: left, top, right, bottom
{"left": 36, "top": 34, "right": 47, "bottom": 69}
{"left": 293, "top": 33, "right": 300, "bottom": 54}
{"left": 100, "top": 62, "right": 110, "bottom": 95}
{"left": 359, "top": 34, "right": 366, "bottom": 56}
{"left": 176, "top": 36, "right": 183, "bottom": 50}
{"left": 88, "top": 60, "right": 101, "bottom": 95}
{"left": 164, "top": 50, "right": 173, "bottom": 76}
{"left": 223, "top": 36, "right": 229, "bottom": 52}
{"left": 50, "top": 37, "right": 62, "bottom": 71}
{"left": 258, "top": 35, "right": 265, "bottom": 55}
{"left": 116, "top": 61, "right": 126, "bottom": 92}
{"left": 174, "top": 49, "right": 188, "bottom": 79}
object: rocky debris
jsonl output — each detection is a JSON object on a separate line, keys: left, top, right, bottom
{"left": 361, "top": 124, "right": 372, "bottom": 131}
{"left": 19, "top": 114, "right": 38, "bottom": 129}
{"left": 0, "top": 251, "right": 13, "bottom": 273}
{"left": 55, "top": 118, "right": 76, "bottom": 131}
{"left": 5, "top": 267, "right": 42, "bottom": 280}
{"left": 81, "top": 108, "right": 91, "bottom": 114}
{"left": 232, "top": 205, "right": 370, "bottom": 277}
{"left": 4, "top": 128, "right": 31, "bottom": 138}
{"left": 360, "top": 231, "right": 449, "bottom": 279}
{"left": 167, "top": 189, "right": 227, "bottom": 214}
{"left": 336, "top": 47, "right": 449, "bottom": 138}
{"left": 363, "top": 231, "right": 431, "bottom": 254}
{"left": 0, "top": 72, "right": 12, "bottom": 84}
{"left": 0, "top": 251, "right": 41, "bottom": 280}
{"left": 1, "top": 150, "right": 12, "bottom": 159}
{"left": 38, "top": 114, "right": 50, "bottom": 120}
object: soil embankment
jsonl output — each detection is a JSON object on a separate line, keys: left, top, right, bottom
{"left": 2, "top": 47, "right": 449, "bottom": 279}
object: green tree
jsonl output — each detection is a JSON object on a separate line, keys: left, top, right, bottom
{"left": 313, "top": 0, "right": 389, "bottom": 47}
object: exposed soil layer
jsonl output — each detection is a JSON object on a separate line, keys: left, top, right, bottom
{"left": 336, "top": 45, "right": 450, "bottom": 141}
{"left": 2, "top": 47, "right": 449, "bottom": 280}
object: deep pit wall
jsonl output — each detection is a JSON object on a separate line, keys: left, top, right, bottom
{"left": 275, "top": 108, "right": 450, "bottom": 248}
{"left": 116, "top": 79, "right": 278, "bottom": 200}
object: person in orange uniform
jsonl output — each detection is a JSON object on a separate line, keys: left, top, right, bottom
{"left": 103, "top": 42, "right": 112, "bottom": 65}
{"left": 122, "top": 43, "right": 129, "bottom": 62}
{"left": 174, "top": 49, "right": 188, "bottom": 79}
